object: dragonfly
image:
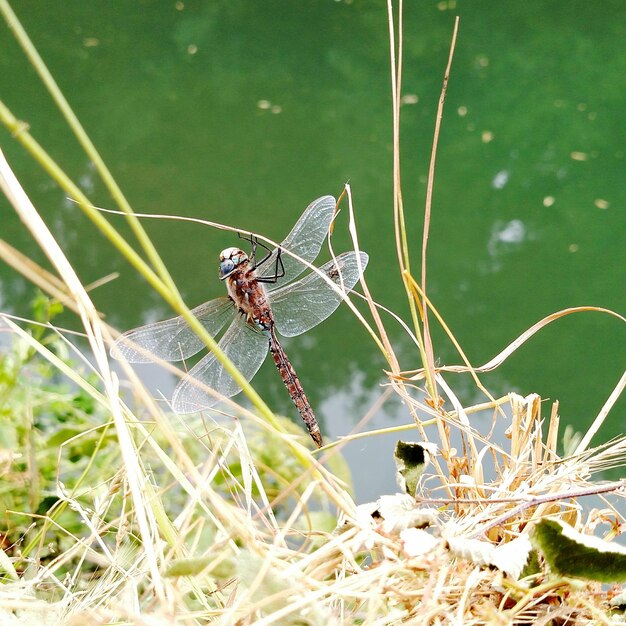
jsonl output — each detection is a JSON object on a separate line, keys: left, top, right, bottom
{"left": 110, "top": 195, "right": 368, "bottom": 447}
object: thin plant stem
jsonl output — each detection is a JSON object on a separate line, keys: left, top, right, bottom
{"left": 469, "top": 479, "right": 626, "bottom": 538}
{"left": 419, "top": 16, "right": 460, "bottom": 407}
{"left": 386, "top": 0, "right": 431, "bottom": 431}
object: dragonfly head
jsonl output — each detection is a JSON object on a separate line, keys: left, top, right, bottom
{"left": 219, "top": 247, "right": 248, "bottom": 280}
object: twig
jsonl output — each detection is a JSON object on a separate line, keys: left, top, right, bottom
{"left": 466, "top": 479, "right": 626, "bottom": 538}
{"left": 420, "top": 15, "right": 460, "bottom": 406}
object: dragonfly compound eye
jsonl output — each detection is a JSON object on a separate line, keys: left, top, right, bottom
{"left": 219, "top": 247, "right": 248, "bottom": 278}
{"left": 219, "top": 258, "right": 235, "bottom": 278}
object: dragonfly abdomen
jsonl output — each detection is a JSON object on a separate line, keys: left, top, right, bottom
{"left": 267, "top": 325, "right": 322, "bottom": 448}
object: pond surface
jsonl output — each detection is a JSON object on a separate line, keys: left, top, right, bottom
{"left": 1, "top": 1, "right": 624, "bottom": 500}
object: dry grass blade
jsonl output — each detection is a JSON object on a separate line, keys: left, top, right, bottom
{"left": 574, "top": 369, "right": 626, "bottom": 455}
{"left": 417, "top": 14, "right": 460, "bottom": 410}
{"left": 421, "top": 306, "right": 625, "bottom": 377}
{"left": 0, "top": 148, "right": 168, "bottom": 602}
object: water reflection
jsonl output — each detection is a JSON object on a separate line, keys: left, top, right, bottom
{"left": 1, "top": 1, "right": 624, "bottom": 498}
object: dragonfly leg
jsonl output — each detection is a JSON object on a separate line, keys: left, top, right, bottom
{"left": 237, "top": 233, "right": 274, "bottom": 269}
{"left": 255, "top": 247, "right": 285, "bottom": 284}
{"left": 251, "top": 238, "right": 272, "bottom": 267}
{"left": 236, "top": 232, "right": 285, "bottom": 282}
{"left": 237, "top": 232, "right": 262, "bottom": 263}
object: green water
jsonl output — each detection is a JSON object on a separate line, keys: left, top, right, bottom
{"left": 1, "top": 1, "right": 624, "bottom": 499}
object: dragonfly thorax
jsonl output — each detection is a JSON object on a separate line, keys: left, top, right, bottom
{"left": 219, "top": 247, "right": 249, "bottom": 280}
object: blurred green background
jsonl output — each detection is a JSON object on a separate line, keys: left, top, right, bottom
{"left": 1, "top": 1, "right": 624, "bottom": 499}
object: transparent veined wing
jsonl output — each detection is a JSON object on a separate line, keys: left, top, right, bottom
{"left": 269, "top": 251, "right": 368, "bottom": 337}
{"left": 110, "top": 297, "right": 233, "bottom": 363}
{"left": 259, "top": 195, "right": 336, "bottom": 287}
{"left": 171, "top": 315, "right": 269, "bottom": 414}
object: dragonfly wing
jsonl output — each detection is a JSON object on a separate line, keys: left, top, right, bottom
{"left": 110, "top": 297, "right": 233, "bottom": 363}
{"left": 259, "top": 195, "right": 336, "bottom": 287}
{"left": 171, "top": 315, "right": 269, "bottom": 414}
{"left": 270, "top": 251, "right": 368, "bottom": 337}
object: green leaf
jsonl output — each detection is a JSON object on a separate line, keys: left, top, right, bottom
{"left": 46, "top": 427, "right": 83, "bottom": 448}
{"left": 30, "top": 291, "right": 63, "bottom": 325}
{"left": 164, "top": 556, "right": 213, "bottom": 577}
{"left": 0, "top": 547, "right": 18, "bottom": 581}
{"left": 562, "top": 425, "right": 583, "bottom": 457}
{"left": 531, "top": 518, "right": 626, "bottom": 583}
{"left": 165, "top": 555, "right": 235, "bottom": 578}
{"left": 519, "top": 548, "right": 542, "bottom": 579}
{"left": 393, "top": 440, "right": 433, "bottom": 497}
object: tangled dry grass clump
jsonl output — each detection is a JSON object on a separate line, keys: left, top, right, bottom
{"left": 1, "top": 301, "right": 625, "bottom": 626}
